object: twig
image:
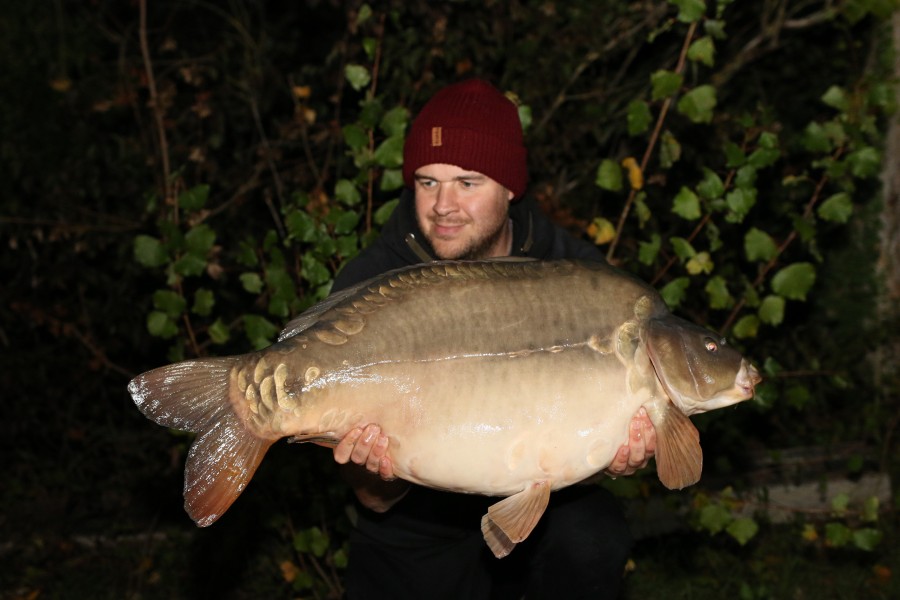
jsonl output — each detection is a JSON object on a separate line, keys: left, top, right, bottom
{"left": 607, "top": 21, "right": 698, "bottom": 262}
{"left": 364, "top": 13, "right": 386, "bottom": 234}
{"left": 249, "top": 93, "right": 287, "bottom": 239}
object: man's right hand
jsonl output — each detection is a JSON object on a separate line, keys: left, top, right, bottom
{"left": 334, "top": 424, "right": 411, "bottom": 513}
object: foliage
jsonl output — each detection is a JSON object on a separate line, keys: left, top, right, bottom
{"left": 2, "top": 0, "right": 898, "bottom": 597}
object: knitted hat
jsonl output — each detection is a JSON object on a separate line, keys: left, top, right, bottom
{"left": 402, "top": 79, "right": 528, "bottom": 198}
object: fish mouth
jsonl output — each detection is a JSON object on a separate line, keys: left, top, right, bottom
{"left": 737, "top": 360, "right": 762, "bottom": 399}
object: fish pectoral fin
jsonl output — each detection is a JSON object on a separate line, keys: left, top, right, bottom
{"left": 480, "top": 480, "right": 551, "bottom": 559}
{"left": 288, "top": 433, "right": 340, "bottom": 447}
{"left": 653, "top": 403, "right": 702, "bottom": 490}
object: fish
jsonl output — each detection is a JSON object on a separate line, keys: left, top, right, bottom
{"left": 128, "top": 258, "right": 761, "bottom": 558}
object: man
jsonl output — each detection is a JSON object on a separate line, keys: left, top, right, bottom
{"left": 330, "top": 79, "right": 656, "bottom": 599}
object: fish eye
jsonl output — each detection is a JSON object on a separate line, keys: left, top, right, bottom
{"left": 704, "top": 338, "right": 718, "bottom": 352}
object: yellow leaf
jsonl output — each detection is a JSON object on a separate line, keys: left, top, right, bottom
{"left": 50, "top": 77, "right": 72, "bottom": 93}
{"left": 587, "top": 217, "right": 616, "bottom": 245}
{"left": 801, "top": 523, "right": 819, "bottom": 542}
{"left": 279, "top": 560, "right": 298, "bottom": 583}
{"left": 621, "top": 157, "right": 643, "bottom": 190}
{"left": 292, "top": 85, "right": 312, "bottom": 99}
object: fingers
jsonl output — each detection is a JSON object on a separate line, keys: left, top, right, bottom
{"left": 333, "top": 424, "right": 395, "bottom": 480}
{"left": 605, "top": 408, "right": 657, "bottom": 478}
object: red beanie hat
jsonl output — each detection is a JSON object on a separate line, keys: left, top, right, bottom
{"left": 402, "top": 79, "right": 528, "bottom": 198}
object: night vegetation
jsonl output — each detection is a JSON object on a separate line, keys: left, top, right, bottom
{"left": 2, "top": 1, "right": 899, "bottom": 598}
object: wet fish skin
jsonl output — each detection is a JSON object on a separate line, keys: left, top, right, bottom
{"left": 128, "top": 258, "right": 760, "bottom": 557}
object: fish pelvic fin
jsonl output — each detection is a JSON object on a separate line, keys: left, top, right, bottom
{"left": 128, "top": 358, "right": 276, "bottom": 527}
{"left": 651, "top": 402, "right": 702, "bottom": 490}
{"left": 480, "top": 480, "right": 551, "bottom": 559}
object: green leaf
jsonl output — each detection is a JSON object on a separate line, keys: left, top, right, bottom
{"left": 724, "top": 141, "right": 745, "bottom": 168}
{"left": 285, "top": 209, "right": 319, "bottom": 242}
{"left": 696, "top": 167, "right": 724, "bottom": 200}
{"left": 698, "top": 503, "right": 731, "bottom": 534}
{"left": 726, "top": 517, "right": 758, "bottom": 546}
{"left": 208, "top": 318, "right": 230, "bottom": 344}
{"left": 356, "top": 4, "right": 373, "bottom": 25}
{"left": 380, "top": 106, "right": 409, "bottom": 138}
{"left": 687, "top": 36, "right": 715, "bottom": 66}
{"left": 802, "top": 122, "right": 833, "bottom": 153}
{"left": 294, "top": 526, "right": 330, "bottom": 558}
{"left": 686, "top": 251, "right": 713, "bottom": 275}
{"left": 634, "top": 192, "right": 651, "bottom": 228}
{"left": 771, "top": 262, "right": 816, "bottom": 300}
{"left": 244, "top": 314, "right": 279, "bottom": 349}
{"left": 240, "top": 272, "right": 264, "bottom": 294}
{"left": 192, "top": 288, "right": 214, "bottom": 317}
{"left": 374, "top": 198, "right": 399, "bottom": 225}
{"left": 817, "top": 192, "right": 853, "bottom": 223}
{"left": 732, "top": 314, "right": 760, "bottom": 339}
{"left": 638, "top": 233, "right": 661, "bottom": 265}
{"left": 334, "top": 210, "right": 360, "bottom": 235}
{"left": 672, "top": 186, "right": 701, "bottom": 220}
{"left": 677, "top": 85, "right": 717, "bottom": 124}
{"left": 660, "top": 276, "right": 690, "bottom": 308}
{"left": 374, "top": 135, "right": 404, "bottom": 168}
{"left": 596, "top": 159, "right": 623, "bottom": 192}
{"left": 659, "top": 130, "right": 682, "bottom": 168}
{"left": 831, "top": 492, "right": 850, "bottom": 516}
{"left": 301, "top": 252, "right": 331, "bottom": 286}
{"left": 517, "top": 104, "right": 533, "bottom": 132}
{"left": 335, "top": 179, "right": 361, "bottom": 206}
{"left": 725, "top": 188, "right": 756, "bottom": 223}
{"left": 670, "top": 0, "right": 707, "bottom": 22}
{"left": 236, "top": 239, "right": 258, "bottom": 267}
{"left": 336, "top": 233, "right": 359, "bottom": 258}
{"left": 147, "top": 310, "right": 178, "bottom": 339}
{"left": 821, "top": 85, "right": 849, "bottom": 111}
{"left": 627, "top": 100, "right": 652, "bottom": 135}
{"left": 380, "top": 168, "right": 404, "bottom": 191}
{"left": 178, "top": 184, "right": 210, "bottom": 211}
{"left": 342, "top": 123, "right": 368, "bottom": 150}
{"left": 670, "top": 237, "right": 696, "bottom": 261}
{"left": 705, "top": 276, "right": 733, "bottom": 309}
{"left": 134, "top": 235, "right": 168, "bottom": 268}
{"left": 153, "top": 289, "right": 186, "bottom": 317}
{"left": 344, "top": 64, "right": 371, "bottom": 91}
{"left": 758, "top": 295, "right": 785, "bottom": 326}
{"left": 852, "top": 528, "right": 883, "bottom": 552}
{"left": 747, "top": 146, "right": 780, "bottom": 169}
{"left": 650, "top": 70, "right": 683, "bottom": 101}
{"left": 862, "top": 496, "right": 880, "bottom": 523}
{"left": 825, "top": 522, "right": 852, "bottom": 548}
{"left": 847, "top": 146, "right": 881, "bottom": 178}
{"left": 185, "top": 224, "right": 216, "bottom": 255}
{"left": 744, "top": 227, "right": 777, "bottom": 262}
{"left": 173, "top": 253, "right": 207, "bottom": 277}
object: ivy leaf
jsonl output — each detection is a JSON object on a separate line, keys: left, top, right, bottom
{"left": 670, "top": 237, "right": 696, "bottom": 261}
{"left": 344, "top": 64, "right": 371, "bottom": 91}
{"left": 178, "top": 184, "right": 210, "bottom": 211}
{"left": 185, "top": 224, "right": 216, "bottom": 255}
{"left": 373, "top": 135, "right": 404, "bottom": 168}
{"left": 147, "top": 311, "right": 178, "bottom": 339}
{"left": 744, "top": 227, "right": 777, "bottom": 262}
{"left": 192, "top": 288, "right": 215, "bottom": 317}
{"left": 687, "top": 36, "right": 715, "bottom": 66}
{"left": 821, "top": 85, "right": 849, "bottom": 111}
{"left": 726, "top": 517, "right": 759, "bottom": 546}
{"left": 240, "top": 272, "right": 264, "bottom": 294}
{"left": 237, "top": 239, "right": 258, "bottom": 267}
{"left": 374, "top": 198, "right": 399, "bottom": 226}
{"left": 825, "top": 522, "right": 852, "bottom": 548}
{"left": 651, "top": 70, "right": 683, "bottom": 101}
{"left": 698, "top": 503, "right": 731, "bottom": 534}
{"left": 862, "top": 496, "right": 880, "bottom": 523}
{"left": 134, "top": 235, "right": 168, "bottom": 268}
{"left": 153, "top": 289, "right": 186, "bottom": 317}
{"left": 244, "top": 314, "right": 279, "bottom": 349}
{"left": 672, "top": 186, "right": 701, "bottom": 220}
{"left": 686, "top": 251, "right": 714, "bottom": 275}
{"left": 588, "top": 217, "right": 616, "bottom": 245}
{"left": 847, "top": 146, "right": 881, "bottom": 178}
{"left": 802, "top": 121, "right": 833, "bottom": 153}
{"left": 517, "top": 104, "right": 533, "bottom": 132}
{"left": 285, "top": 209, "right": 319, "bottom": 242}
{"left": 173, "top": 253, "right": 207, "bottom": 277}
{"left": 725, "top": 188, "right": 756, "bottom": 223}
{"left": 596, "top": 159, "right": 623, "bottom": 192}
{"left": 334, "top": 210, "right": 360, "bottom": 235}
{"left": 724, "top": 141, "right": 745, "bottom": 168}
{"left": 634, "top": 192, "right": 651, "bottom": 228}
{"left": 208, "top": 318, "right": 230, "bottom": 345}
{"left": 771, "top": 262, "right": 816, "bottom": 300}
{"left": 696, "top": 167, "right": 724, "bottom": 200}
{"left": 747, "top": 146, "right": 780, "bottom": 169}
{"left": 379, "top": 106, "right": 409, "bottom": 138}
{"left": 335, "top": 179, "right": 361, "bottom": 206}
{"left": 301, "top": 252, "right": 331, "bottom": 286}
{"left": 342, "top": 123, "right": 368, "bottom": 150}
{"left": 659, "top": 130, "right": 682, "bottom": 168}
{"left": 627, "top": 99, "right": 652, "bottom": 135}
{"left": 705, "top": 276, "right": 733, "bottom": 309}
{"left": 660, "top": 276, "right": 690, "bottom": 308}
{"left": 380, "top": 168, "right": 404, "bottom": 191}
{"left": 817, "top": 192, "right": 853, "bottom": 223}
{"left": 677, "top": 85, "right": 717, "bottom": 123}
{"left": 671, "top": 0, "right": 707, "bottom": 23}
{"left": 732, "top": 314, "right": 760, "bottom": 339}
{"left": 336, "top": 233, "right": 359, "bottom": 258}
{"left": 758, "top": 295, "right": 785, "bottom": 326}
{"left": 852, "top": 528, "right": 883, "bottom": 552}
{"left": 638, "top": 233, "right": 661, "bottom": 265}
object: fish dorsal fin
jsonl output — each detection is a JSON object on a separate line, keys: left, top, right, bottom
{"left": 480, "top": 480, "right": 551, "bottom": 558}
{"left": 653, "top": 402, "right": 703, "bottom": 490}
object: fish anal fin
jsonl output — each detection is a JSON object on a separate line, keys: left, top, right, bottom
{"left": 480, "top": 480, "right": 551, "bottom": 558}
{"left": 184, "top": 417, "right": 275, "bottom": 526}
{"left": 652, "top": 403, "right": 702, "bottom": 490}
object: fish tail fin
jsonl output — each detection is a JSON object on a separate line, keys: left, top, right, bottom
{"left": 128, "top": 358, "right": 276, "bottom": 526}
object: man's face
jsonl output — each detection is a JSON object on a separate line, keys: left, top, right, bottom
{"left": 413, "top": 163, "right": 514, "bottom": 260}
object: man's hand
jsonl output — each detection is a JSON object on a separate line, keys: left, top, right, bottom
{"left": 334, "top": 424, "right": 410, "bottom": 513}
{"left": 334, "top": 423, "right": 395, "bottom": 481}
{"left": 606, "top": 407, "right": 657, "bottom": 478}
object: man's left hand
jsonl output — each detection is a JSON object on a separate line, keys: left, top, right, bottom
{"left": 606, "top": 407, "right": 656, "bottom": 478}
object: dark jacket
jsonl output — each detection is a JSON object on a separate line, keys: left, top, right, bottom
{"left": 333, "top": 188, "right": 603, "bottom": 293}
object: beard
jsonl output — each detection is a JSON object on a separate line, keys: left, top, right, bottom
{"left": 427, "top": 217, "right": 511, "bottom": 260}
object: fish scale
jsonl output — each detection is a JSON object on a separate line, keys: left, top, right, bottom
{"left": 128, "top": 258, "right": 761, "bottom": 558}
